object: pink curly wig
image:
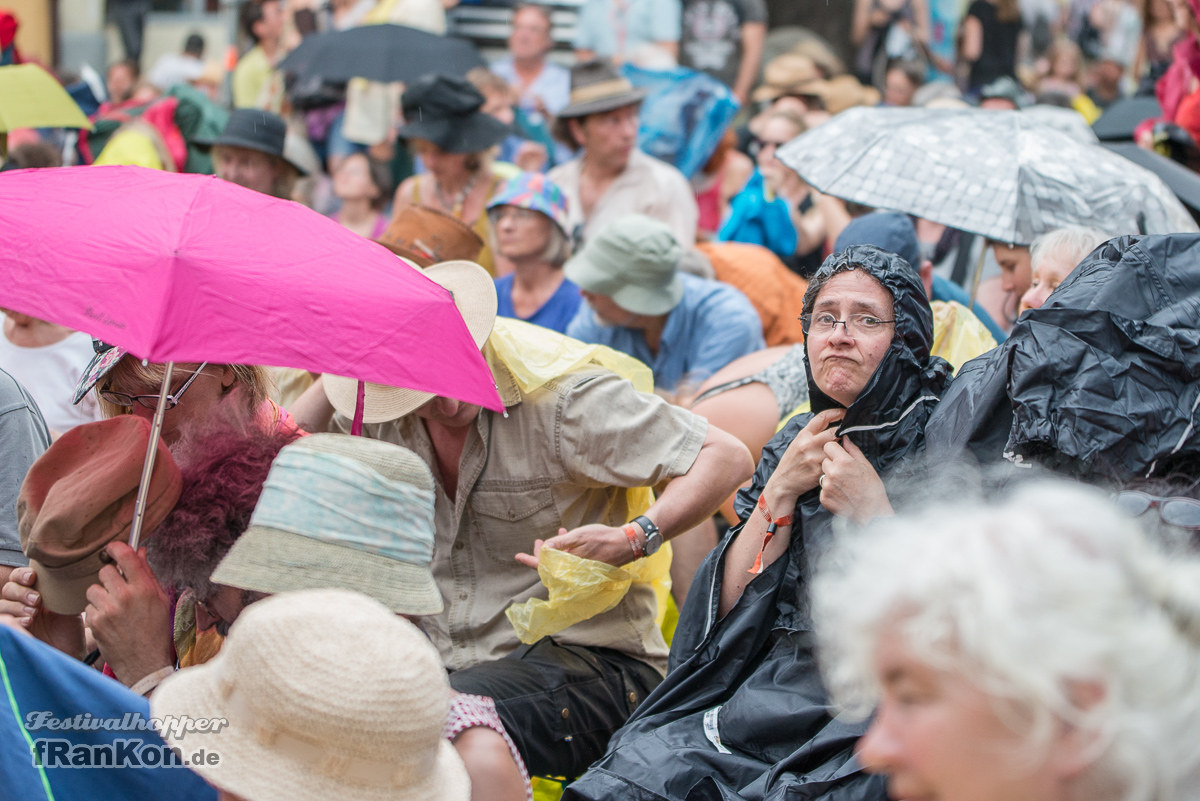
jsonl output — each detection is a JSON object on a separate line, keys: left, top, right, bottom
{"left": 145, "top": 420, "right": 302, "bottom": 599}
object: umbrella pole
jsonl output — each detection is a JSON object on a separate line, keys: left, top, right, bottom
{"left": 0, "top": 132, "right": 7, "bottom": 162}
{"left": 968, "top": 243, "right": 987, "bottom": 306}
{"left": 129, "top": 362, "right": 174, "bottom": 551}
{"left": 351, "top": 379, "right": 366, "bottom": 436}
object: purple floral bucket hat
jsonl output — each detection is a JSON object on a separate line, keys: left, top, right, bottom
{"left": 486, "top": 172, "right": 570, "bottom": 237}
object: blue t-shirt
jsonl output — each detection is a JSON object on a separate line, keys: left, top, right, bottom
{"left": 566, "top": 273, "right": 765, "bottom": 392}
{"left": 495, "top": 274, "right": 584, "bottom": 334}
{"left": 574, "top": 0, "right": 682, "bottom": 59}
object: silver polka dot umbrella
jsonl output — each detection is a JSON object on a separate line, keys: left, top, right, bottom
{"left": 776, "top": 106, "right": 1197, "bottom": 245}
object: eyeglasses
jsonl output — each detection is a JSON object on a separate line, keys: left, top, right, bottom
{"left": 802, "top": 312, "right": 896, "bottom": 335}
{"left": 1114, "top": 491, "right": 1200, "bottom": 530}
{"left": 99, "top": 362, "right": 210, "bottom": 410}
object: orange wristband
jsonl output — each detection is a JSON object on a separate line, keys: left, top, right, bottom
{"left": 750, "top": 495, "right": 794, "bottom": 575}
{"left": 623, "top": 523, "right": 644, "bottom": 559}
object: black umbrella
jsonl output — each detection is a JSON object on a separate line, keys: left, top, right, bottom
{"left": 1092, "top": 95, "right": 1162, "bottom": 141}
{"left": 1104, "top": 142, "right": 1200, "bottom": 221}
{"left": 278, "top": 24, "right": 487, "bottom": 84}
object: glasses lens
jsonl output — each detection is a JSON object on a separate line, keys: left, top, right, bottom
{"left": 98, "top": 390, "right": 133, "bottom": 407}
{"left": 1161, "top": 499, "right": 1200, "bottom": 529}
{"left": 1114, "top": 492, "right": 1153, "bottom": 517}
{"left": 134, "top": 395, "right": 164, "bottom": 410}
{"left": 92, "top": 338, "right": 114, "bottom": 355}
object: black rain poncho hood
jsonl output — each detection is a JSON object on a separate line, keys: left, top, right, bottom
{"left": 925, "top": 234, "right": 1200, "bottom": 480}
{"left": 564, "top": 246, "right": 952, "bottom": 801}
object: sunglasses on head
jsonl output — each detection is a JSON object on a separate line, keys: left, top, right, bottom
{"left": 1114, "top": 491, "right": 1200, "bottom": 530}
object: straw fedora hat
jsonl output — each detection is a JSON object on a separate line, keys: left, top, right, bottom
{"left": 751, "top": 53, "right": 822, "bottom": 103}
{"left": 324, "top": 260, "right": 498, "bottom": 424}
{"left": 211, "top": 434, "right": 443, "bottom": 615}
{"left": 375, "top": 206, "right": 485, "bottom": 267}
{"left": 150, "top": 588, "right": 469, "bottom": 801}
{"left": 797, "top": 75, "right": 881, "bottom": 114}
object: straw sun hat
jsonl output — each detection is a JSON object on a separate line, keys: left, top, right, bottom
{"left": 211, "top": 433, "right": 443, "bottom": 615}
{"left": 323, "top": 260, "right": 498, "bottom": 424}
{"left": 151, "top": 588, "right": 469, "bottom": 801}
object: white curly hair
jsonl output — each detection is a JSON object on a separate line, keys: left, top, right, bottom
{"left": 812, "top": 481, "right": 1200, "bottom": 801}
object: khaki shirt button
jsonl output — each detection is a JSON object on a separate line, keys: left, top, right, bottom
{"left": 454, "top": 542, "right": 465, "bottom": 550}
{"left": 458, "top": 592, "right": 468, "bottom": 601}
{"left": 508, "top": 510, "right": 517, "bottom": 520}
{"left": 561, "top": 707, "right": 570, "bottom": 720}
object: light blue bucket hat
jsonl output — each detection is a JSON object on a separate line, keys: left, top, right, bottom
{"left": 211, "top": 433, "right": 444, "bottom": 615}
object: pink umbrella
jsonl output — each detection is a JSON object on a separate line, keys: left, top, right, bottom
{"left": 0, "top": 165, "right": 502, "bottom": 543}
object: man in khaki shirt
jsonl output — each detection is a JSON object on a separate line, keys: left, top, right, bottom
{"left": 322, "top": 260, "right": 753, "bottom": 780}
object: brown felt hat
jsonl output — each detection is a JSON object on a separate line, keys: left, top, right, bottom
{"left": 375, "top": 206, "right": 485, "bottom": 268}
{"left": 18, "top": 416, "right": 182, "bottom": 615}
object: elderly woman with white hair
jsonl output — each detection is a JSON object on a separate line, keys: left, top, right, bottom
{"left": 1019, "top": 226, "right": 1110, "bottom": 313}
{"left": 812, "top": 481, "right": 1200, "bottom": 801}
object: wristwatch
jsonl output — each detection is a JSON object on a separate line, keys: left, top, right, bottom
{"left": 633, "top": 515, "right": 663, "bottom": 555}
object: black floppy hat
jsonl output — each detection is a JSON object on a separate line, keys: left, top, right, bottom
{"left": 200, "top": 108, "right": 309, "bottom": 174}
{"left": 396, "top": 74, "right": 512, "bottom": 154}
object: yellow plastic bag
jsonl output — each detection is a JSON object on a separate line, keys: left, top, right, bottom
{"left": 506, "top": 544, "right": 673, "bottom": 644}
{"left": 93, "top": 125, "right": 169, "bottom": 170}
{"left": 490, "top": 317, "right": 655, "bottom": 395}
{"left": 929, "top": 300, "right": 997, "bottom": 373}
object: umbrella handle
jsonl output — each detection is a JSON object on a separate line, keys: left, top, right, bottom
{"left": 129, "top": 361, "right": 174, "bottom": 551}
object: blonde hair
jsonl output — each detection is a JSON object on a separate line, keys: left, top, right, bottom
{"left": 97, "top": 357, "right": 273, "bottom": 420}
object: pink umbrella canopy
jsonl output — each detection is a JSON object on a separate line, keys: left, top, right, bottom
{"left": 0, "top": 165, "right": 502, "bottom": 411}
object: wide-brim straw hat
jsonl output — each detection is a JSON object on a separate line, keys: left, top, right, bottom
{"left": 751, "top": 53, "right": 823, "bottom": 103}
{"left": 211, "top": 434, "right": 443, "bottom": 615}
{"left": 324, "top": 260, "right": 497, "bottom": 423}
{"left": 150, "top": 589, "right": 470, "bottom": 801}
{"left": 797, "top": 75, "right": 881, "bottom": 115}
{"left": 558, "top": 59, "right": 647, "bottom": 118}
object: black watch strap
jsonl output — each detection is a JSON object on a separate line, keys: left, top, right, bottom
{"left": 633, "top": 515, "right": 662, "bottom": 555}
